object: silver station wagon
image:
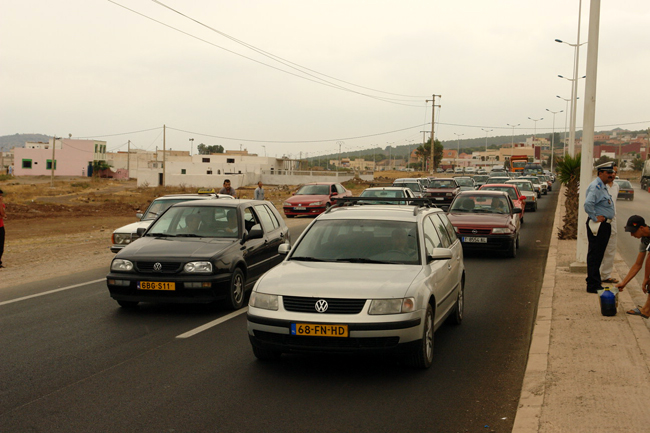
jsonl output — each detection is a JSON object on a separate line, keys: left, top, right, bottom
{"left": 247, "top": 199, "right": 466, "bottom": 368}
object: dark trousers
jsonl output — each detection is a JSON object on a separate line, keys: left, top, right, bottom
{"left": 586, "top": 219, "right": 611, "bottom": 292}
{"left": 0, "top": 225, "right": 4, "bottom": 265}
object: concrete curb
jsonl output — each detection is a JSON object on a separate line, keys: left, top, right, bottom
{"left": 511, "top": 184, "right": 562, "bottom": 432}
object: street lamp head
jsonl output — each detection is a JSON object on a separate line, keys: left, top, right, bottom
{"left": 554, "top": 38, "right": 563, "bottom": 43}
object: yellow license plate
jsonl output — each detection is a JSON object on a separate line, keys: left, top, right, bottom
{"left": 139, "top": 281, "right": 175, "bottom": 291}
{"left": 291, "top": 323, "right": 348, "bottom": 337}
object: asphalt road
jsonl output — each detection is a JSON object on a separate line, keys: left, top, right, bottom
{"left": 0, "top": 189, "right": 560, "bottom": 433}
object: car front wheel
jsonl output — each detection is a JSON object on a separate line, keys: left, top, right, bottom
{"left": 117, "top": 300, "right": 138, "bottom": 309}
{"left": 507, "top": 238, "right": 517, "bottom": 258}
{"left": 226, "top": 268, "right": 246, "bottom": 310}
{"left": 405, "top": 304, "right": 434, "bottom": 369}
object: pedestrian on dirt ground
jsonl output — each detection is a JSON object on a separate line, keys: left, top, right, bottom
{"left": 219, "top": 179, "right": 237, "bottom": 198}
{"left": 254, "top": 181, "right": 265, "bottom": 200}
{"left": 616, "top": 216, "right": 650, "bottom": 318}
{"left": 600, "top": 164, "right": 620, "bottom": 284}
{"left": 0, "top": 189, "right": 6, "bottom": 268}
{"left": 584, "top": 162, "right": 616, "bottom": 294}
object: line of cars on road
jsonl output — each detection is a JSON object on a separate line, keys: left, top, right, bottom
{"left": 104, "top": 175, "right": 556, "bottom": 368}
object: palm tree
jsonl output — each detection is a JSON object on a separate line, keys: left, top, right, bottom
{"left": 555, "top": 153, "right": 581, "bottom": 239}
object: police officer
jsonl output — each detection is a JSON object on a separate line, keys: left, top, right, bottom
{"left": 584, "top": 162, "right": 616, "bottom": 293}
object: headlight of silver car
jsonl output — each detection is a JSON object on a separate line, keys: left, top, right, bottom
{"left": 112, "top": 233, "right": 131, "bottom": 245}
{"left": 111, "top": 259, "right": 134, "bottom": 271}
{"left": 249, "top": 292, "right": 279, "bottom": 310}
{"left": 368, "top": 298, "right": 415, "bottom": 315}
{"left": 184, "top": 262, "right": 212, "bottom": 273}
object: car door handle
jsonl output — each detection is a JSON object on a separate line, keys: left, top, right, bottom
{"left": 447, "top": 263, "right": 452, "bottom": 270}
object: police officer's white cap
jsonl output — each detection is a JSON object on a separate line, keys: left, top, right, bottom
{"left": 595, "top": 162, "right": 615, "bottom": 172}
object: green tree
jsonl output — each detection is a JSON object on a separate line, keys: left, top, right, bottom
{"left": 555, "top": 153, "right": 581, "bottom": 240}
{"left": 594, "top": 155, "right": 614, "bottom": 166}
{"left": 631, "top": 157, "right": 645, "bottom": 171}
{"left": 415, "top": 138, "right": 443, "bottom": 171}
{"left": 197, "top": 143, "right": 224, "bottom": 155}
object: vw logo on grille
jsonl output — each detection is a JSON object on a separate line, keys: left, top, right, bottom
{"left": 315, "top": 299, "right": 329, "bottom": 313}
{"left": 472, "top": 229, "right": 478, "bottom": 234}
{"left": 153, "top": 262, "right": 163, "bottom": 272}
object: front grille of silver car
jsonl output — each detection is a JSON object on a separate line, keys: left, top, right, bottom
{"left": 135, "top": 262, "right": 182, "bottom": 273}
{"left": 283, "top": 296, "right": 366, "bottom": 314}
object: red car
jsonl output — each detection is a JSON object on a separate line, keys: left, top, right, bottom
{"left": 283, "top": 182, "right": 352, "bottom": 217}
{"left": 478, "top": 183, "right": 526, "bottom": 224}
{"left": 446, "top": 190, "right": 522, "bottom": 258}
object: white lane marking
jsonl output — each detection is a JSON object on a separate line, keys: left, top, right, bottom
{"left": 176, "top": 307, "right": 249, "bottom": 339}
{"left": 0, "top": 278, "right": 105, "bottom": 306}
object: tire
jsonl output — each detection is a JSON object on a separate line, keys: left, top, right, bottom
{"left": 117, "top": 300, "right": 138, "bottom": 309}
{"left": 252, "top": 344, "right": 282, "bottom": 361}
{"left": 507, "top": 238, "right": 517, "bottom": 258}
{"left": 226, "top": 268, "right": 246, "bottom": 310}
{"left": 405, "top": 304, "right": 434, "bottom": 369}
{"left": 533, "top": 202, "right": 538, "bottom": 212}
{"left": 630, "top": 196, "right": 634, "bottom": 201}
{"left": 286, "top": 214, "right": 295, "bottom": 218}
{"left": 516, "top": 233, "right": 520, "bottom": 249}
{"left": 447, "top": 278, "right": 464, "bottom": 325}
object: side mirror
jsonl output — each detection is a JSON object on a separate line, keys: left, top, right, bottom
{"left": 513, "top": 207, "right": 522, "bottom": 214}
{"left": 331, "top": 191, "right": 338, "bottom": 196}
{"left": 520, "top": 196, "right": 526, "bottom": 200}
{"left": 244, "top": 224, "right": 264, "bottom": 242}
{"left": 278, "top": 243, "right": 291, "bottom": 255}
{"left": 427, "top": 248, "right": 453, "bottom": 263}
{"left": 136, "top": 227, "right": 147, "bottom": 237}
{"left": 136, "top": 212, "right": 143, "bottom": 220}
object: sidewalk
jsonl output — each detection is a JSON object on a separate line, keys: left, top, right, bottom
{"left": 513, "top": 186, "right": 650, "bottom": 432}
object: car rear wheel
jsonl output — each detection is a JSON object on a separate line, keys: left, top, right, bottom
{"left": 226, "top": 268, "right": 246, "bottom": 310}
{"left": 532, "top": 202, "right": 538, "bottom": 212}
{"left": 405, "top": 304, "right": 434, "bottom": 369}
{"left": 117, "top": 300, "right": 138, "bottom": 309}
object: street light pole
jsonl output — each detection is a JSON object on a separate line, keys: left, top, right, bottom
{"left": 527, "top": 117, "right": 544, "bottom": 141}
{"left": 507, "top": 124, "right": 520, "bottom": 159}
{"left": 546, "top": 109, "right": 563, "bottom": 173}
{"left": 481, "top": 128, "right": 493, "bottom": 152}
{"left": 454, "top": 133, "right": 464, "bottom": 169}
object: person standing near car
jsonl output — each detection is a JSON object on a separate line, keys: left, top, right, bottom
{"left": 254, "top": 181, "right": 265, "bottom": 200}
{"left": 219, "top": 179, "right": 237, "bottom": 198}
{"left": 584, "top": 162, "right": 616, "bottom": 294}
{"left": 600, "top": 164, "right": 620, "bottom": 284}
{"left": 615, "top": 216, "right": 650, "bottom": 318}
{"left": 0, "top": 189, "right": 6, "bottom": 268}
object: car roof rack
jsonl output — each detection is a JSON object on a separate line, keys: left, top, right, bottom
{"left": 329, "top": 197, "right": 439, "bottom": 215}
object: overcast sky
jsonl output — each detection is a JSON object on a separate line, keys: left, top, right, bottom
{"left": 1, "top": 0, "right": 648, "bottom": 158}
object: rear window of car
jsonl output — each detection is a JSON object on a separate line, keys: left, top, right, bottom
{"left": 143, "top": 197, "right": 205, "bottom": 220}
{"left": 360, "top": 189, "right": 404, "bottom": 198}
{"left": 615, "top": 180, "right": 632, "bottom": 188}
{"left": 482, "top": 186, "right": 517, "bottom": 200}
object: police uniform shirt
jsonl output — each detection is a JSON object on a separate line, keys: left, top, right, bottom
{"left": 584, "top": 176, "right": 615, "bottom": 222}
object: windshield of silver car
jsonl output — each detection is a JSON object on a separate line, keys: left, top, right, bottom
{"left": 290, "top": 220, "right": 420, "bottom": 265}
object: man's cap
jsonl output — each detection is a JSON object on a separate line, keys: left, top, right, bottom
{"left": 595, "top": 162, "right": 615, "bottom": 172}
{"left": 624, "top": 215, "right": 646, "bottom": 233}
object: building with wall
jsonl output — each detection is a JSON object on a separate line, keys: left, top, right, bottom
{"left": 13, "top": 138, "right": 106, "bottom": 177}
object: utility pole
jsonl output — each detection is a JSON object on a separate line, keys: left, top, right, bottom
{"left": 162, "top": 124, "right": 166, "bottom": 187}
{"left": 50, "top": 136, "right": 58, "bottom": 187}
{"left": 420, "top": 130, "right": 428, "bottom": 171}
{"left": 425, "top": 95, "right": 441, "bottom": 174}
{"left": 127, "top": 140, "right": 131, "bottom": 180}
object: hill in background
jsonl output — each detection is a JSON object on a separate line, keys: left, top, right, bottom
{"left": 0, "top": 133, "right": 50, "bottom": 152}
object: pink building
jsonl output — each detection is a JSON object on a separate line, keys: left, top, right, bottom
{"left": 14, "top": 138, "right": 107, "bottom": 177}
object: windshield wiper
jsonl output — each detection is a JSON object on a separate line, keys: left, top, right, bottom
{"left": 291, "top": 256, "right": 332, "bottom": 262}
{"left": 333, "top": 258, "right": 389, "bottom": 264}
{"left": 147, "top": 232, "right": 172, "bottom": 237}
{"left": 175, "top": 234, "right": 201, "bottom": 237}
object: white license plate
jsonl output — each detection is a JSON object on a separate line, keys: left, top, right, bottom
{"left": 434, "top": 197, "right": 444, "bottom": 201}
{"left": 463, "top": 236, "right": 487, "bottom": 243}
{"left": 294, "top": 206, "right": 306, "bottom": 210}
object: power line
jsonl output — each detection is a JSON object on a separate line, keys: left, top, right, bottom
{"left": 106, "top": 0, "right": 426, "bottom": 108}
{"left": 150, "top": 0, "right": 428, "bottom": 100}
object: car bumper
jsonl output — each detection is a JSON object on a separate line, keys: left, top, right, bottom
{"left": 618, "top": 192, "right": 634, "bottom": 199}
{"left": 247, "top": 310, "right": 424, "bottom": 355}
{"left": 283, "top": 206, "right": 327, "bottom": 216}
{"left": 106, "top": 272, "right": 232, "bottom": 304}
